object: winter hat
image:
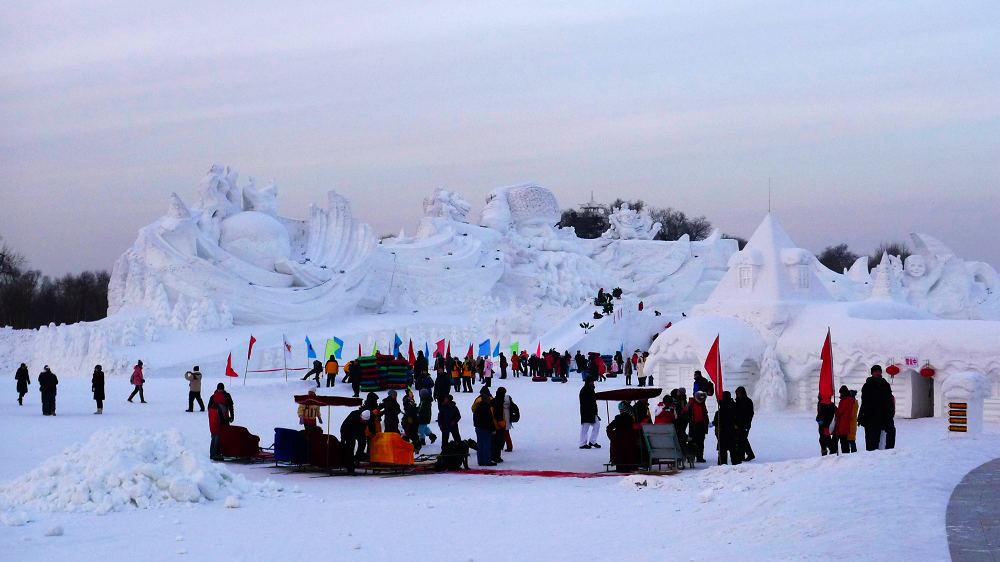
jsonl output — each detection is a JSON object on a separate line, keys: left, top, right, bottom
{"left": 617, "top": 401, "right": 630, "bottom": 413}
{"left": 419, "top": 388, "right": 431, "bottom": 399}
{"left": 361, "top": 410, "right": 371, "bottom": 421}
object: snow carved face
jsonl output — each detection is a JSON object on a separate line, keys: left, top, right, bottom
{"left": 904, "top": 255, "right": 926, "bottom": 278}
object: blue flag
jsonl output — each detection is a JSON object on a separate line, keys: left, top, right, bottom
{"left": 332, "top": 336, "right": 344, "bottom": 360}
{"left": 478, "top": 339, "right": 491, "bottom": 358}
{"left": 424, "top": 341, "right": 430, "bottom": 360}
{"left": 393, "top": 333, "right": 403, "bottom": 356}
{"left": 493, "top": 341, "right": 500, "bottom": 357}
{"left": 619, "top": 342, "right": 624, "bottom": 355}
{"left": 305, "top": 336, "right": 317, "bottom": 359}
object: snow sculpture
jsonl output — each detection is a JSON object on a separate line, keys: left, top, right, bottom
{"left": 422, "top": 188, "right": 471, "bottom": 223}
{"left": 942, "top": 371, "right": 989, "bottom": 434}
{"left": 755, "top": 343, "right": 787, "bottom": 411}
{"left": 108, "top": 165, "right": 379, "bottom": 326}
{"left": 602, "top": 206, "right": 661, "bottom": 240}
{"left": 901, "top": 233, "right": 1000, "bottom": 319}
{"left": 481, "top": 184, "right": 561, "bottom": 236}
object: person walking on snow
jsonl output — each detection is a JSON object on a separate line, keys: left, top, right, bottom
{"left": 472, "top": 387, "right": 497, "bottom": 466}
{"left": 834, "top": 385, "right": 858, "bottom": 454}
{"left": 499, "top": 352, "right": 508, "bottom": 379}
{"left": 324, "top": 355, "right": 339, "bottom": 388}
{"left": 15, "top": 363, "right": 30, "bottom": 405}
{"left": 185, "top": 366, "right": 205, "bottom": 412}
{"left": 208, "top": 383, "right": 235, "bottom": 460}
{"left": 483, "top": 356, "right": 494, "bottom": 389}
{"left": 858, "top": 364, "right": 895, "bottom": 451}
{"left": 688, "top": 391, "right": 709, "bottom": 462}
{"left": 417, "top": 388, "right": 438, "bottom": 447}
{"left": 816, "top": 393, "right": 838, "bottom": 455}
{"left": 127, "top": 360, "right": 146, "bottom": 403}
{"left": 92, "top": 364, "right": 105, "bottom": 414}
{"left": 38, "top": 365, "right": 58, "bottom": 416}
{"left": 438, "top": 394, "right": 462, "bottom": 446}
{"left": 734, "top": 386, "right": 755, "bottom": 461}
{"left": 579, "top": 378, "right": 602, "bottom": 449}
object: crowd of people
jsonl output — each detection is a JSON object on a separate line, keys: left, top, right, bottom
{"left": 11, "top": 352, "right": 898, "bottom": 470}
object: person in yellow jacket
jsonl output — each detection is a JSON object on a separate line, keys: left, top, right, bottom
{"left": 450, "top": 359, "right": 462, "bottom": 392}
{"left": 324, "top": 356, "right": 339, "bottom": 388}
{"left": 462, "top": 357, "right": 475, "bottom": 393}
{"left": 298, "top": 391, "right": 323, "bottom": 430}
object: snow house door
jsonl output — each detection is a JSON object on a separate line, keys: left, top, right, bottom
{"left": 910, "top": 371, "right": 934, "bottom": 418}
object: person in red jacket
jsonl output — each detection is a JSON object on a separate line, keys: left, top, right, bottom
{"left": 688, "top": 391, "right": 710, "bottom": 463}
{"left": 127, "top": 360, "right": 146, "bottom": 403}
{"left": 208, "top": 383, "right": 235, "bottom": 461}
{"left": 833, "top": 385, "right": 858, "bottom": 454}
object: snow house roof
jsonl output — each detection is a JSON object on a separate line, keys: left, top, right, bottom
{"left": 709, "top": 214, "right": 833, "bottom": 305}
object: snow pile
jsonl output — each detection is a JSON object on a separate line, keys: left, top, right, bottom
{"left": 0, "top": 427, "right": 280, "bottom": 517}
{"left": 942, "top": 371, "right": 990, "bottom": 400}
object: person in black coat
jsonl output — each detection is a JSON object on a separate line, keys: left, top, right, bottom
{"left": 575, "top": 351, "right": 587, "bottom": 374}
{"left": 472, "top": 388, "right": 497, "bottom": 466}
{"left": 38, "top": 365, "right": 58, "bottom": 416}
{"left": 380, "top": 390, "right": 401, "bottom": 433}
{"left": 713, "top": 391, "right": 742, "bottom": 465}
{"left": 857, "top": 365, "right": 895, "bottom": 451}
{"left": 734, "top": 386, "right": 755, "bottom": 461}
{"left": 92, "top": 365, "right": 105, "bottom": 414}
{"left": 437, "top": 394, "right": 462, "bottom": 446}
{"left": 606, "top": 402, "right": 638, "bottom": 471}
{"left": 578, "top": 378, "right": 601, "bottom": 449}
{"left": 301, "top": 360, "right": 322, "bottom": 386}
{"left": 414, "top": 351, "right": 428, "bottom": 376}
{"left": 340, "top": 408, "right": 371, "bottom": 471}
{"left": 816, "top": 395, "right": 838, "bottom": 455}
{"left": 15, "top": 363, "right": 30, "bottom": 405}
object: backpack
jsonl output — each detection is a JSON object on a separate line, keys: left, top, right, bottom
{"left": 702, "top": 379, "right": 715, "bottom": 397}
{"left": 509, "top": 400, "right": 521, "bottom": 424}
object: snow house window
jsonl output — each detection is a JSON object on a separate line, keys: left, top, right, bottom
{"left": 739, "top": 266, "right": 753, "bottom": 289}
{"left": 796, "top": 265, "right": 810, "bottom": 289}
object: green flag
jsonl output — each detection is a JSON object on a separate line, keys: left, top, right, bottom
{"left": 510, "top": 341, "right": 519, "bottom": 355}
{"left": 325, "top": 338, "right": 343, "bottom": 361}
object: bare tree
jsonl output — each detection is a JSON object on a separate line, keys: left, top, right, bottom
{"left": 817, "top": 243, "right": 860, "bottom": 273}
{"left": 869, "top": 241, "right": 911, "bottom": 270}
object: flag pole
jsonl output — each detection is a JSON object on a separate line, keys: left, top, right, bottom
{"left": 243, "top": 344, "right": 250, "bottom": 387}
{"left": 283, "top": 334, "right": 288, "bottom": 382}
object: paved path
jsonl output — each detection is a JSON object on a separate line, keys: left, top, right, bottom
{"left": 947, "top": 458, "right": 1000, "bottom": 561}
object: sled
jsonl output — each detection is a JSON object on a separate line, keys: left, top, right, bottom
{"left": 640, "top": 423, "right": 690, "bottom": 470}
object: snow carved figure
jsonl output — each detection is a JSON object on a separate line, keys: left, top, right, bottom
{"left": 422, "top": 188, "right": 471, "bottom": 222}
{"left": 602, "top": 205, "right": 661, "bottom": 240}
{"left": 755, "top": 343, "right": 788, "bottom": 411}
{"left": 108, "top": 165, "right": 381, "bottom": 326}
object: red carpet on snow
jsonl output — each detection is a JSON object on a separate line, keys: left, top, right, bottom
{"left": 459, "top": 468, "right": 622, "bottom": 478}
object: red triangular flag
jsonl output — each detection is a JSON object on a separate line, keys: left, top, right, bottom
{"left": 225, "top": 352, "right": 239, "bottom": 377}
{"left": 704, "top": 335, "right": 723, "bottom": 403}
{"left": 819, "top": 328, "right": 834, "bottom": 404}
{"left": 435, "top": 339, "right": 446, "bottom": 358}
{"left": 247, "top": 335, "right": 257, "bottom": 361}
{"left": 446, "top": 341, "right": 451, "bottom": 358}
{"left": 535, "top": 342, "right": 541, "bottom": 357}
{"left": 407, "top": 340, "right": 415, "bottom": 366}
{"left": 466, "top": 343, "right": 474, "bottom": 359}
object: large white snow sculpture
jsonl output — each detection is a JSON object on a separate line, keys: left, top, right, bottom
{"left": 108, "top": 165, "right": 377, "bottom": 326}
{"left": 602, "top": 205, "right": 662, "bottom": 240}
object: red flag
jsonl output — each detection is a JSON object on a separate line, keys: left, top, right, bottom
{"left": 247, "top": 335, "right": 257, "bottom": 361}
{"left": 435, "top": 339, "right": 446, "bottom": 358}
{"left": 535, "top": 342, "right": 541, "bottom": 357}
{"left": 225, "top": 352, "right": 239, "bottom": 377}
{"left": 704, "top": 335, "right": 723, "bottom": 403}
{"left": 407, "top": 340, "right": 415, "bottom": 366}
{"left": 466, "top": 343, "right": 474, "bottom": 359}
{"left": 819, "top": 329, "right": 835, "bottom": 404}
{"left": 446, "top": 341, "right": 451, "bottom": 358}
{"left": 358, "top": 343, "right": 362, "bottom": 358}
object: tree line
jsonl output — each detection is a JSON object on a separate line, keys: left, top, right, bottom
{"left": 0, "top": 236, "right": 110, "bottom": 329}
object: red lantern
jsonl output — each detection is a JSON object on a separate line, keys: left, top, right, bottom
{"left": 885, "top": 364, "right": 901, "bottom": 377}
{"left": 920, "top": 363, "right": 936, "bottom": 378}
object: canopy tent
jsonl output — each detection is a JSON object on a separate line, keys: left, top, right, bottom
{"left": 593, "top": 388, "right": 662, "bottom": 401}
{"left": 294, "top": 395, "right": 362, "bottom": 407}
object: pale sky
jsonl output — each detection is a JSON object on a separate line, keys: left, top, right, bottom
{"left": 1, "top": 1, "right": 998, "bottom": 275}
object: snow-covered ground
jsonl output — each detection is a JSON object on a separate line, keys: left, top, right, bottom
{"left": 2, "top": 369, "right": 997, "bottom": 561}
